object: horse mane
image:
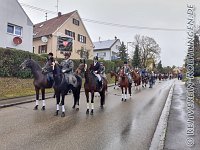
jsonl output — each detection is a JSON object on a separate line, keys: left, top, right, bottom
{"left": 30, "top": 59, "right": 42, "bottom": 71}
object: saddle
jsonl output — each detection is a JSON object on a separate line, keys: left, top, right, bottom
{"left": 64, "top": 73, "right": 78, "bottom": 87}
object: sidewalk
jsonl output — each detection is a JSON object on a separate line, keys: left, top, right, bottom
{"left": 164, "top": 80, "right": 200, "bottom": 150}
{"left": 0, "top": 84, "right": 114, "bottom": 108}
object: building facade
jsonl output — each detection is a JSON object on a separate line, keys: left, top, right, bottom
{"left": 33, "top": 11, "right": 93, "bottom": 59}
{"left": 93, "top": 38, "right": 121, "bottom": 60}
{"left": 0, "top": 0, "right": 33, "bottom": 51}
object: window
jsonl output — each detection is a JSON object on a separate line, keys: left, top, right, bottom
{"left": 65, "top": 30, "right": 75, "bottom": 40}
{"left": 97, "top": 52, "right": 106, "bottom": 58}
{"left": 78, "top": 34, "right": 86, "bottom": 43}
{"left": 7, "top": 23, "right": 22, "bottom": 36}
{"left": 38, "top": 45, "right": 47, "bottom": 54}
{"left": 73, "top": 18, "right": 79, "bottom": 26}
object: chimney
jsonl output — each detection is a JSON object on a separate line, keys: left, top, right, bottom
{"left": 115, "top": 36, "right": 117, "bottom": 40}
{"left": 58, "top": 12, "right": 62, "bottom": 17}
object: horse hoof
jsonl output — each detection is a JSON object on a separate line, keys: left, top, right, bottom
{"left": 90, "top": 110, "right": 94, "bottom": 115}
{"left": 100, "top": 105, "right": 104, "bottom": 109}
{"left": 121, "top": 98, "right": 124, "bottom": 101}
{"left": 86, "top": 109, "right": 89, "bottom": 114}
{"left": 41, "top": 106, "right": 45, "bottom": 111}
{"left": 76, "top": 108, "right": 79, "bottom": 111}
{"left": 54, "top": 110, "right": 59, "bottom": 116}
{"left": 72, "top": 106, "right": 75, "bottom": 109}
{"left": 33, "top": 105, "right": 38, "bottom": 110}
{"left": 61, "top": 112, "right": 65, "bottom": 117}
{"left": 124, "top": 99, "right": 127, "bottom": 102}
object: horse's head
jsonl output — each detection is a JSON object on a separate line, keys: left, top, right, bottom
{"left": 20, "top": 58, "right": 34, "bottom": 69}
{"left": 119, "top": 69, "right": 125, "bottom": 77}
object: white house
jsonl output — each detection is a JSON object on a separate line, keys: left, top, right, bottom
{"left": 93, "top": 37, "right": 121, "bottom": 60}
{"left": 0, "top": 0, "right": 33, "bottom": 52}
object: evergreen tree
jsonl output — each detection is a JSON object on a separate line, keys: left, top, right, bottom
{"left": 118, "top": 41, "right": 127, "bottom": 62}
{"left": 157, "top": 60, "right": 163, "bottom": 73}
{"left": 132, "top": 45, "right": 140, "bottom": 68}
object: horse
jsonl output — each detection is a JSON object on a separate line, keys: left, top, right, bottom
{"left": 83, "top": 64, "right": 108, "bottom": 115}
{"left": 130, "top": 70, "right": 141, "bottom": 90}
{"left": 118, "top": 68, "right": 132, "bottom": 101}
{"left": 20, "top": 57, "right": 53, "bottom": 110}
{"left": 110, "top": 71, "right": 119, "bottom": 89}
{"left": 43, "top": 60, "right": 83, "bottom": 117}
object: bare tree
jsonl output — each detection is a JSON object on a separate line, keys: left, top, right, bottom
{"left": 132, "top": 35, "right": 161, "bottom": 68}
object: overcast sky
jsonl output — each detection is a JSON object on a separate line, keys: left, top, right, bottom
{"left": 18, "top": 0, "right": 200, "bottom": 67}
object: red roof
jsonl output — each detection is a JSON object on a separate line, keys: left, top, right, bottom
{"left": 33, "top": 11, "right": 76, "bottom": 39}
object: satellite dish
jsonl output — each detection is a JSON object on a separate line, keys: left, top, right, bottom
{"left": 41, "top": 36, "right": 48, "bottom": 43}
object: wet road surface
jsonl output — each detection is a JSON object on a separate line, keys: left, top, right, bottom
{"left": 0, "top": 80, "right": 174, "bottom": 150}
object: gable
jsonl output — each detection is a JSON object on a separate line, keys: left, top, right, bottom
{"left": 33, "top": 11, "right": 75, "bottom": 38}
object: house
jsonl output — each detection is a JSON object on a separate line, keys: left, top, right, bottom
{"left": 93, "top": 37, "right": 121, "bottom": 60}
{"left": 0, "top": 0, "right": 33, "bottom": 51}
{"left": 33, "top": 11, "right": 93, "bottom": 59}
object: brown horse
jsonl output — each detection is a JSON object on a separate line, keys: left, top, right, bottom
{"left": 130, "top": 70, "right": 141, "bottom": 90}
{"left": 118, "top": 68, "right": 132, "bottom": 101}
{"left": 20, "top": 58, "right": 53, "bottom": 110}
{"left": 110, "top": 71, "right": 119, "bottom": 89}
{"left": 83, "top": 64, "right": 108, "bottom": 115}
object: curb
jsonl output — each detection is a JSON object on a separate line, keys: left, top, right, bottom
{"left": 0, "top": 84, "right": 115, "bottom": 108}
{"left": 149, "top": 82, "right": 175, "bottom": 150}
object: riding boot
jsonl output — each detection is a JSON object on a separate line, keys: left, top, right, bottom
{"left": 99, "top": 80, "right": 102, "bottom": 90}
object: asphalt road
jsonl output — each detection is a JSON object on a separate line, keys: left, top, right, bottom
{"left": 0, "top": 80, "right": 174, "bottom": 150}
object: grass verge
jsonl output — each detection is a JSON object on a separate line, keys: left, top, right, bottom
{"left": 0, "top": 74, "right": 115, "bottom": 100}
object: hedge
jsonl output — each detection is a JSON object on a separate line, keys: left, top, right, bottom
{"left": 0, "top": 48, "right": 123, "bottom": 78}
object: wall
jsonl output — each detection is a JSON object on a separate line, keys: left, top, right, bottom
{"left": 0, "top": 0, "right": 33, "bottom": 52}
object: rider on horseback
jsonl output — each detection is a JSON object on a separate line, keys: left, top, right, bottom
{"left": 60, "top": 52, "right": 77, "bottom": 87}
{"left": 100, "top": 62, "right": 106, "bottom": 79}
{"left": 45, "top": 52, "right": 55, "bottom": 84}
{"left": 90, "top": 56, "right": 103, "bottom": 90}
{"left": 123, "top": 61, "right": 132, "bottom": 84}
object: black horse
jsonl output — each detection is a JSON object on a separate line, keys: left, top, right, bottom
{"left": 20, "top": 58, "right": 53, "bottom": 110}
{"left": 43, "top": 60, "right": 82, "bottom": 117}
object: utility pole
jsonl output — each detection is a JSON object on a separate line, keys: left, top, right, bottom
{"left": 56, "top": 0, "right": 59, "bottom": 14}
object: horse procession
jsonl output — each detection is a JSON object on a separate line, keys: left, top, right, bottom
{"left": 20, "top": 52, "right": 175, "bottom": 117}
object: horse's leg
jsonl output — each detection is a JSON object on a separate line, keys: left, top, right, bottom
{"left": 124, "top": 86, "right": 127, "bottom": 102}
{"left": 129, "top": 83, "right": 132, "bottom": 97}
{"left": 72, "top": 88, "right": 76, "bottom": 109}
{"left": 61, "top": 92, "right": 65, "bottom": 117}
{"left": 34, "top": 88, "right": 39, "bottom": 110}
{"left": 41, "top": 88, "right": 45, "bottom": 110}
{"left": 76, "top": 87, "right": 81, "bottom": 111}
{"left": 55, "top": 91, "right": 60, "bottom": 116}
{"left": 121, "top": 87, "right": 124, "bottom": 101}
{"left": 90, "top": 91, "right": 94, "bottom": 115}
{"left": 99, "top": 91, "right": 105, "bottom": 109}
{"left": 86, "top": 91, "right": 89, "bottom": 114}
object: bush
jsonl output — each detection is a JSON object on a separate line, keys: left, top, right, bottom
{"left": 0, "top": 48, "right": 123, "bottom": 78}
{"left": 0, "top": 48, "right": 46, "bottom": 78}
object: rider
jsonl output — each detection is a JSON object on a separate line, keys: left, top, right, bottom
{"left": 123, "top": 61, "right": 132, "bottom": 84}
{"left": 100, "top": 62, "right": 106, "bottom": 78}
{"left": 90, "top": 56, "right": 102, "bottom": 90}
{"left": 45, "top": 52, "right": 55, "bottom": 84}
{"left": 60, "top": 52, "right": 77, "bottom": 87}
